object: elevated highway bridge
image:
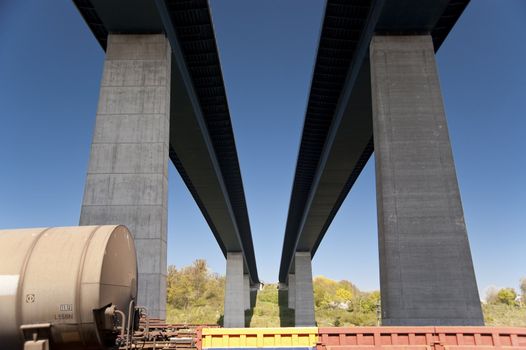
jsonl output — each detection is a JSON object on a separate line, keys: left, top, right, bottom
{"left": 72, "top": 0, "right": 485, "bottom": 328}
{"left": 279, "top": 0, "right": 483, "bottom": 327}
{"left": 74, "top": 0, "right": 257, "bottom": 326}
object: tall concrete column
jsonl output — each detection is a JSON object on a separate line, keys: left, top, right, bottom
{"left": 288, "top": 274, "right": 295, "bottom": 309}
{"left": 80, "top": 34, "right": 171, "bottom": 319}
{"left": 370, "top": 35, "right": 483, "bottom": 326}
{"left": 294, "top": 252, "right": 315, "bottom": 326}
{"left": 224, "top": 253, "right": 245, "bottom": 327}
{"left": 243, "top": 274, "right": 250, "bottom": 311}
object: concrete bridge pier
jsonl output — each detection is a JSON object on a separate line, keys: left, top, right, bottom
{"left": 224, "top": 252, "right": 252, "bottom": 327}
{"left": 80, "top": 34, "right": 171, "bottom": 319}
{"left": 370, "top": 35, "right": 484, "bottom": 326}
{"left": 294, "top": 252, "right": 315, "bottom": 326}
{"left": 244, "top": 274, "right": 251, "bottom": 311}
{"left": 287, "top": 273, "right": 295, "bottom": 309}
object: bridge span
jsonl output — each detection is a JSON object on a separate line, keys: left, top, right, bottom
{"left": 279, "top": 0, "right": 483, "bottom": 327}
{"left": 74, "top": 0, "right": 258, "bottom": 325}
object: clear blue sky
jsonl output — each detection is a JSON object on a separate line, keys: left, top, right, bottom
{"left": 0, "top": 1, "right": 524, "bottom": 297}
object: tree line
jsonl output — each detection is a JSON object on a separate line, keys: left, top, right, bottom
{"left": 166, "top": 259, "right": 225, "bottom": 324}
{"left": 165, "top": 259, "right": 525, "bottom": 326}
{"left": 485, "top": 280, "right": 525, "bottom": 306}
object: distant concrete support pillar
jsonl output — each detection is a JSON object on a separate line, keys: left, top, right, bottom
{"left": 224, "top": 253, "right": 245, "bottom": 327}
{"left": 79, "top": 34, "right": 171, "bottom": 319}
{"left": 244, "top": 274, "right": 250, "bottom": 311}
{"left": 294, "top": 252, "right": 315, "bottom": 326}
{"left": 288, "top": 274, "right": 295, "bottom": 309}
{"left": 250, "top": 284, "right": 258, "bottom": 308}
{"left": 370, "top": 35, "right": 484, "bottom": 326}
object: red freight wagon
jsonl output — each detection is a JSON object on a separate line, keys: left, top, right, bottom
{"left": 317, "top": 327, "right": 526, "bottom": 350}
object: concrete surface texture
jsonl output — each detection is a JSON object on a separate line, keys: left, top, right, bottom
{"left": 80, "top": 34, "right": 171, "bottom": 318}
{"left": 244, "top": 274, "right": 250, "bottom": 310}
{"left": 370, "top": 35, "right": 484, "bottom": 326}
{"left": 294, "top": 252, "right": 315, "bottom": 326}
{"left": 288, "top": 274, "right": 296, "bottom": 310}
{"left": 224, "top": 252, "right": 245, "bottom": 327}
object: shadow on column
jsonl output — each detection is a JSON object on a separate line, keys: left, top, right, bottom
{"left": 216, "top": 314, "right": 224, "bottom": 326}
{"left": 278, "top": 288, "right": 294, "bottom": 327}
{"left": 244, "top": 289, "right": 258, "bottom": 327}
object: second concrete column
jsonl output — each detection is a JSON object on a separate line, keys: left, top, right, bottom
{"left": 370, "top": 35, "right": 483, "bottom": 326}
{"left": 294, "top": 252, "right": 315, "bottom": 326}
{"left": 224, "top": 252, "right": 245, "bottom": 327}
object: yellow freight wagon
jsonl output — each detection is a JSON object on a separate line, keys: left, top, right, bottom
{"left": 201, "top": 327, "right": 318, "bottom": 349}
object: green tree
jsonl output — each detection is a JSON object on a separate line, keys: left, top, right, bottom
{"left": 335, "top": 288, "right": 353, "bottom": 303}
{"left": 363, "top": 291, "right": 380, "bottom": 312}
{"left": 497, "top": 288, "right": 517, "bottom": 306}
{"left": 313, "top": 276, "right": 338, "bottom": 308}
{"left": 166, "top": 259, "right": 225, "bottom": 324}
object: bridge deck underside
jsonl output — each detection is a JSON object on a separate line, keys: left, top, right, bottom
{"left": 73, "top": 0, "right": 258, "bottom": 283}
{"left": 279, "top": 0, "right": 469, "bottom": 282}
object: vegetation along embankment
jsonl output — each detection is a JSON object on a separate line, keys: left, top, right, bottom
{"left": 166, "top": 259, "right": 526, "bottom": 327}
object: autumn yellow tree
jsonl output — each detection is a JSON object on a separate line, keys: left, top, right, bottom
{"left": 166, "top": 259, "right": 225, "bottom": 324}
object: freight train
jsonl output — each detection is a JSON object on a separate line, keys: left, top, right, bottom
{"left": 0, "top": 225, "right": 139, "bottom": 350}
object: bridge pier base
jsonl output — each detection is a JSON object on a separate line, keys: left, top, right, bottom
{"left": 294, "top": 252, "right": 315, "bottom": 326}
{"left": 370, "top": 34, "right": 483, "bottom": 326}
{"left": 224, "top": 252, "right": 245, "bottom": 327}
{"left": 80, "top": 34, "right": 171, "bottom": 319}
{"left": 288, "top": 274, "right": 295, "bottom": 309}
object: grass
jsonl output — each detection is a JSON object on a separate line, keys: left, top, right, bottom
{"left": 483, "top": 303, "right": 526, "bottom": 327}
{"left": 166, "top": 304, "right": 222, "bottom": 325}
{"left": 246, "top": 283, "right": 292, "bottom": 327}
